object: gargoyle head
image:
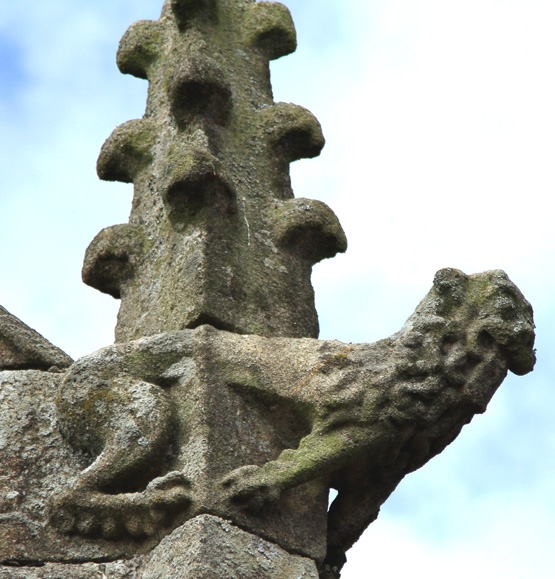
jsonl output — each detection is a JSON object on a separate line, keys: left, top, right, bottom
{"left": 430, "top": 268, "right": 536, "bottom": 377}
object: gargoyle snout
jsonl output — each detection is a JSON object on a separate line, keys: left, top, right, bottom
{"left": 477, "top": 319, "right": 536, "bottom": 376}
{"left": 505, "top": 322, "right": 536, "bottom": 376}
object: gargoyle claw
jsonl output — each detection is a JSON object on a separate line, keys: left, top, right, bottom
{"left": 221, "top": 465, "right": 282, "bottom": 510}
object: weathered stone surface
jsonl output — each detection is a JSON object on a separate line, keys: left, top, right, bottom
{"left": 44, "top": 268, "right": 534, "bottom": 575}
{"left": 0, "top": 561, "right": 138, "bottom": 579}
{"left": 0, "top": 307, "right": 73, "bottom": 371}
{"left": 51, "top": 329, "right": 328, "bottom": 562}
{"left": 0, "top": 515, "right": 318, "bottom": 578}
{"left": 139, "top": 514, "right": 319, "bottom": 578}
{"left": 0, "top": 370, "right": 161, "bottom": 563}
{"left": 84, "top": 0, "right": 347, "bottom": 343}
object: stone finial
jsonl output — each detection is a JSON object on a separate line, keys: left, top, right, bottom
{"left": 83, "top": 0, "right": 346, "bottom": 343}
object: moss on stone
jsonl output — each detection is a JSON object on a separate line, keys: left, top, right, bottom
{"left": 242, "top": 1, "right": 297, "bottom": 60}
{"left": 117, "top": 20, "right": 165, "bottom": 79}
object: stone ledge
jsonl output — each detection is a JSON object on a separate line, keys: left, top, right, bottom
{"left": 0, "top": 560, "right": 138, "bottom": 579}
{"left": 0, "top": 515, "right": 319, "bottom": 578}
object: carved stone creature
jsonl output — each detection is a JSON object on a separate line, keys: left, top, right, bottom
{"left": 52, "top": 268, "right": 535, "bottom": 576}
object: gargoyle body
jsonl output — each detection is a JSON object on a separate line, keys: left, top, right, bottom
{"left": 52, "top": 268, "right": 535, "bottom": 575}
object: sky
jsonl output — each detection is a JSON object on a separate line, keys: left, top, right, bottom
{"left": 1, "top": 0, "right": 554, "bottom": 577}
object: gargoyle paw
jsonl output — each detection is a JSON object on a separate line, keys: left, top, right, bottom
{"left": 221, "top": 464, "right": 281, "bottom": 510}
{"left": 50, "top": 472, "right": 192, "bottom": 540}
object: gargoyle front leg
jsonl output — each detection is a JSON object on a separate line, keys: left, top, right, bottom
{"left": 222, "top": 423, "right": 368, "bottom": 509}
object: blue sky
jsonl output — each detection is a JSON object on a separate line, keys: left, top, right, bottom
{"left": 1, "top": 1, "right": 554, "bottom": 577}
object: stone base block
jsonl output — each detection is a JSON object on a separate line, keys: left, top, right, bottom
{"left": 140, "top": 514, "right": 319, "bottom": 579}
{"left": 0, "top": 515, "right": 319, "bottom": 578}
{"left": 0, "top": 561, "right": 138, "bottom": 579}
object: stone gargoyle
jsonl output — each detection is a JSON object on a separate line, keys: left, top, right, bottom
{"left": 51, "top": 267, "right": 535, "bottom": 575}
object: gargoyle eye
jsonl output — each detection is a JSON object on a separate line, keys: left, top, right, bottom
{"left": 478, "top": 330, "right": 495, "bottom": 347}
{"left": 441, "top": 334, "right": 458, "bottom": 353}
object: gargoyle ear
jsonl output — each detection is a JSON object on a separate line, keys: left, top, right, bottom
{"left": 82, "top": 224, "right": 147, "bottom": 299}
{"left": 433, "top": 268, "right": 468, "bottom": 291}
{"left": 270, "top": 198, "right": 347, "bottom": 265}
{"left": 432, "top": 268, "right": 468, "bottom": 307}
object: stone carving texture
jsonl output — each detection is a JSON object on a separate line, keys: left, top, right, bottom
{"left": 49, "top": 267, "right": 535, "bottom": 577}
{"left": 0, "top": 1, "right": 536, "bottom": 578}
{"left": 139, "top": 514, "right": 320, "bottom": 578}
{"left": 83, "top": 0, "right": 346, "bottom": 343}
